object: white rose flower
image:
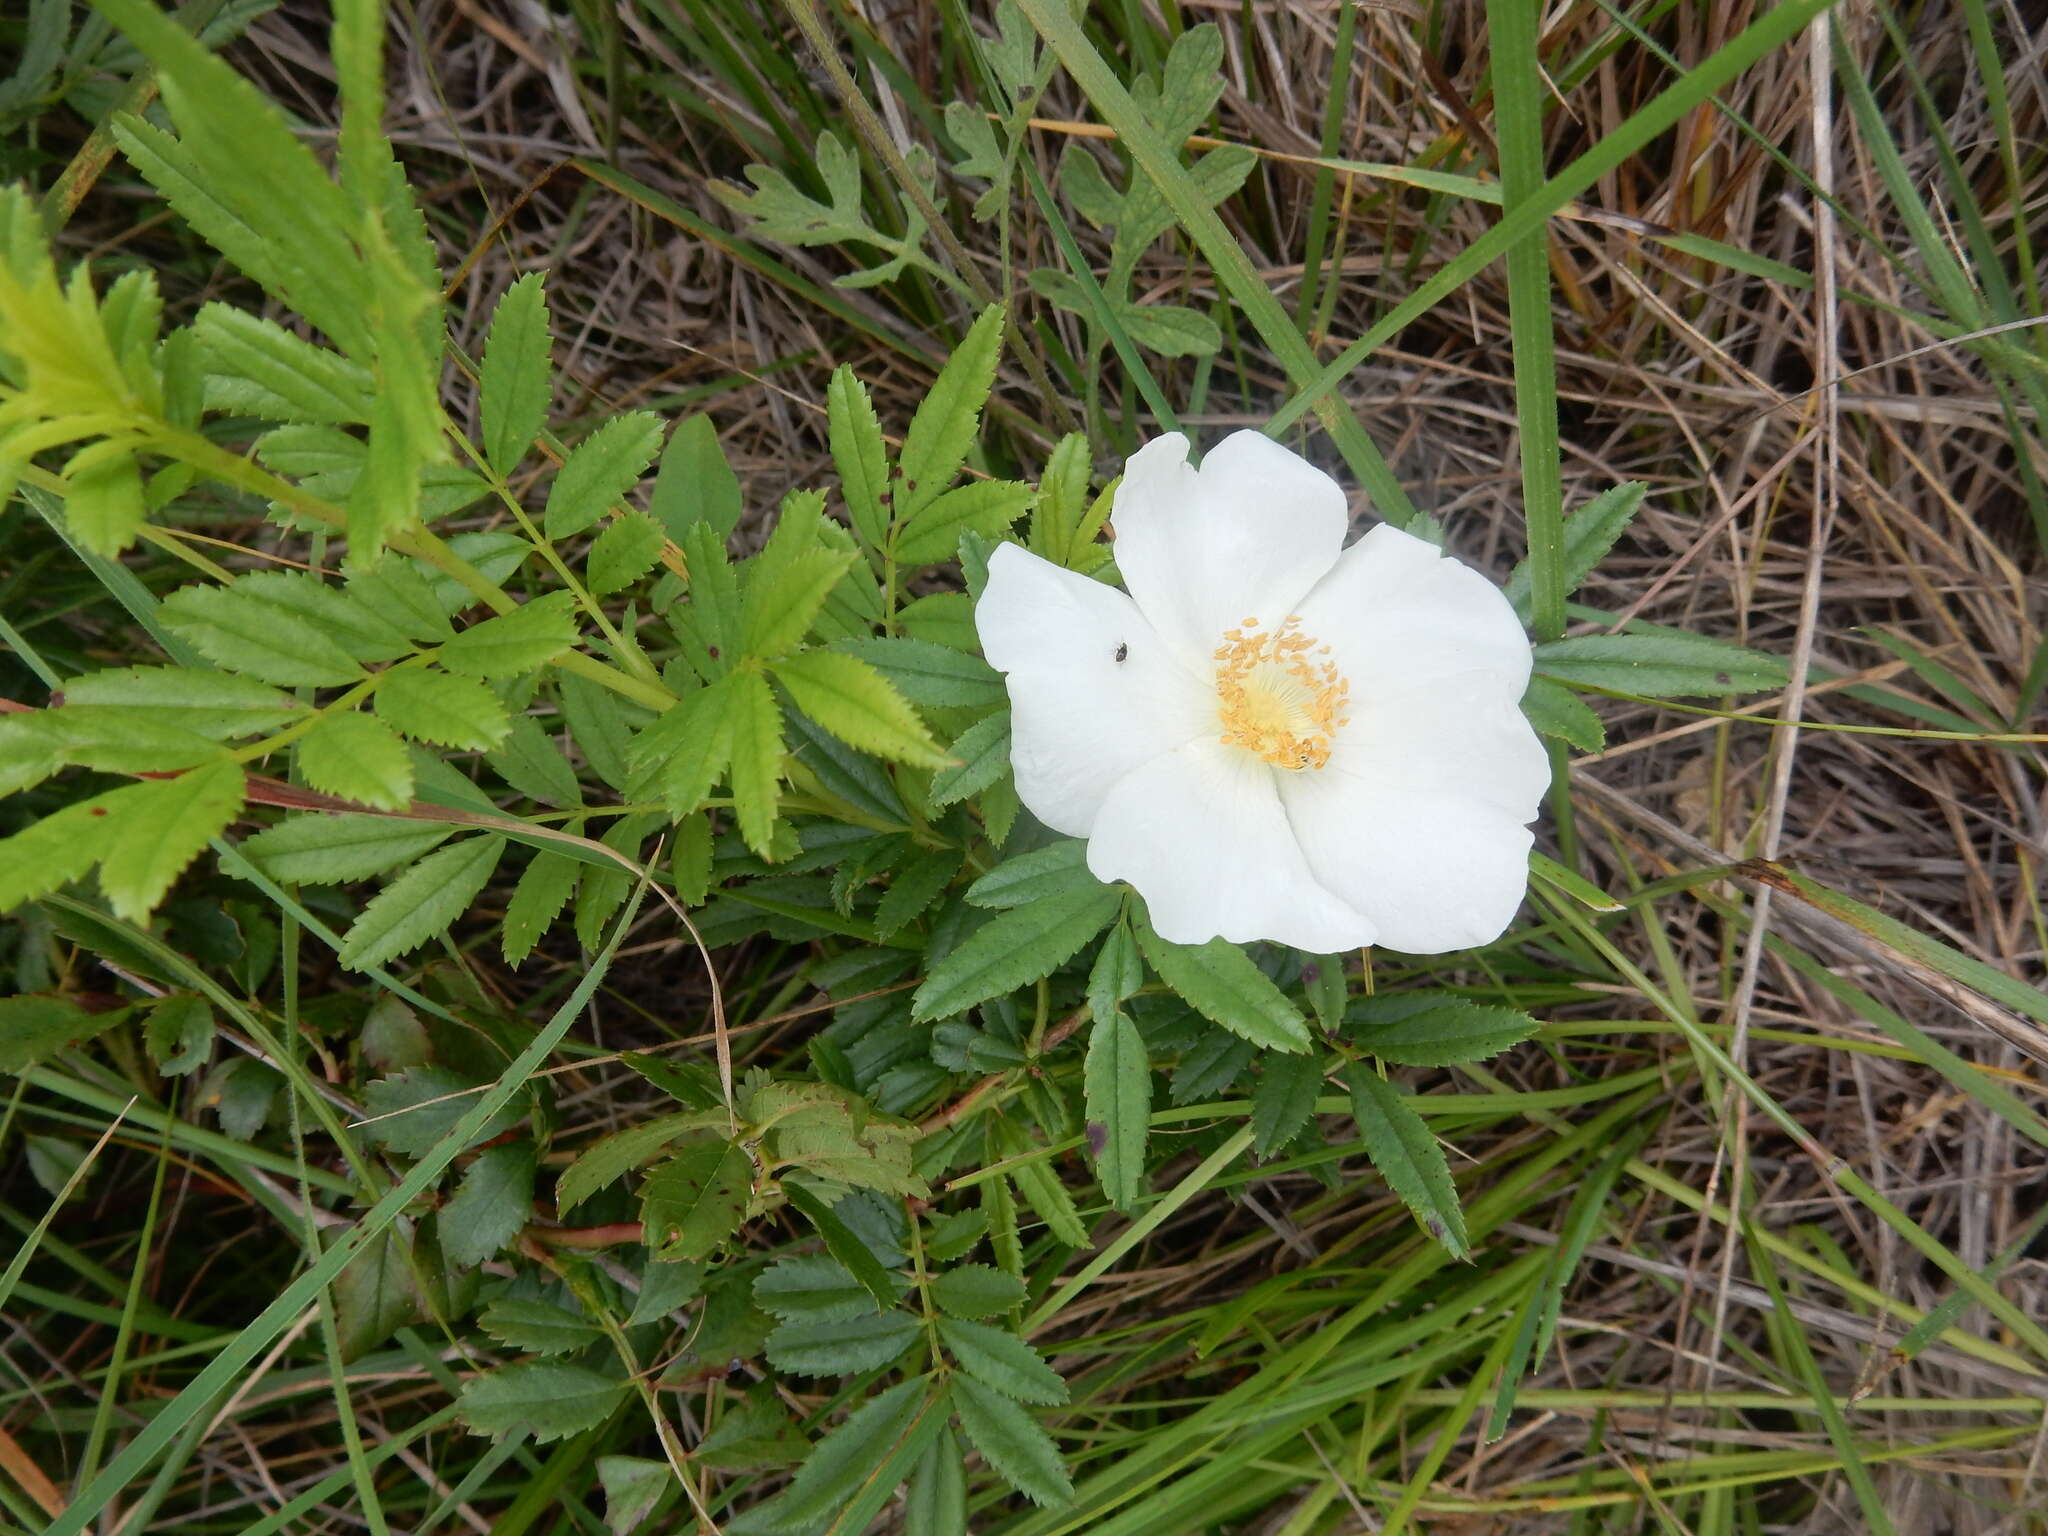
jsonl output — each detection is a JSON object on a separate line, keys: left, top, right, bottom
{"left": 975, "top": 430, "right": 1548, "bottom": 954}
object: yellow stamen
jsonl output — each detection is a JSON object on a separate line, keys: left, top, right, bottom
{"left": 1213, "top": 616, "right": 1349, "bottom": 770}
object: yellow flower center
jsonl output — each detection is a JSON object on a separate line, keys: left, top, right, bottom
{"left": 1213, "top": 615, "right": 1350, "bottom": 771}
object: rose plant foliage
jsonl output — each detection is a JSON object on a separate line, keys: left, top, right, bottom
{"left": 0, "top": 2, "right": 1793, "bottom": 1527}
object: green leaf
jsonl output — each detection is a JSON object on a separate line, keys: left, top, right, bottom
{"left": 628, "top": 674, "right": 740, "bottom": 818}
{"left": 361, "top": 1065, "right": 524, "bottom": 1158}
{"left": 339, "top": 835, "right": 505, "bottom": 970}
{"left": 772, "top": 649, "right": 947, "bottom": 769}
{"left": 1347, "top": 995, "right": 1541, "bottom": 1067}
{"left": 0, "top": 996, "right": 126, "bottom": 1075}
{"left": 1302, "top": 953, "right": 1346, "bottom": 1034}
{"left": 912, "top": 880, "right": 1122, "bottom": 1021}
{"left": 486, "top": 712, "right": 582, "bottom": 807}
{"left": 753, "top": 1255, "right": 882, "bottom": 1323}
{"left": 744, "top": 547, "right": 855, "bottom": 660}
{"left": 928, "top": 711, "right": 1009, "bottom": 809}
{"left": 1116, "top": 301, "right": 1221, "bottom": 358}
{"left": 1085, "top": 919, "right": 1143, "bottom": 1025}
{"left": 1003, "top": 1146, "right": 1090, "bottom": 1249}
{"left": 479, "top": 1297, "right": 605, "bottom": 1355}
{"left": 458, "top": 1362, "right": 627, "bottom": 1443}
{"left": 729, "top": 1378, "right": 940, "bottom": 1534}
{"left": 651, "top": 413, "right": 742, "bottom": 541}
{"left": 937, "top": 1317, "right": 1066, "bottom": 1405}
{"left": 361, "top": 997, "right": 431, "bottom": 1071}
{"left": 556, "top": 1112, "right": 702, "bottom": 1214}
{"left": 375, "top": 669, "right": 511, "bottom": 751}
{"left": 15, "top": 706, "right": 225, "bottom": 778}
{"left": 192, "top": 303, "right": 375, "bottom": 424}
{"left": 160, "top": 583, "right": 368, "bottom": 687}
{"left": 0, "top": 789, "right": 128, "bottom": 913}
{"left": 1521, "top": 675, "right": 1604, "bottom": 751}
{"left": 543, "top": 412, "right": 665, "bottom": 539}
{"left": 239, "top": 812, "right": 452, "bottom": 884}
{"left": 440, "top": 1142, "right": 535, "bottom": 1268}
{"left": 1503, "top": 481, "right": 1646, "bottom": 623}
{"left": 348, "top": 557, "right": 455, "bottom": 643}
{"left": 894, "top": 479, "right": 1033, "bottom": 567}
{"left": 597, "top": 1455, "right": 677, "bottom": 1535}
{"left": 1533, "top": 629, "right": 1788, "bottom": 699}
{"left": 66, "top": 448, "right": 146, "bottom": 558}
{"left": 1346, "top": 1065, "right": 1468, "bottom": 1259}
{"left": 230, "top": 571, "right": 415, "bottom": 662}
{"left": 873, "top": 847, "right": 959, "bottom": 940}
{"left": 928, "top": 1264, "right": 1025, "bottom": 1321}
{"left": 330, "top": 1225, "right": 422, "bottom": 1361}
{"left": 950, "top": 1375, "right": 1073, "bottom": 1507}
{"left": 298, "top": 712, "right": 414, "bottom": 811}
{"left": 1027, "top": 433, "right": 1098, "bottom": 568}
{"left": 640, "top": 1133, "right": 753, "bottom": 1260}
{"left": 98, "top": 756, "right": 244, "bottom": 921}
{"left": 827, "top": 364, "right": 890, "bottom": 550}
{"left": 721, "top": 668, "right": 785, "bottom": 859}
{"left": 766, "top": 1310, "right": 919, "bottom": 1375}
{"left": 898, "top": 305, "right": 1005, "bottom": 517}
{"left": 781, "top": 1180, "right": 903, "bottom": 1313}
{"left": 1134, "top": 922, "right": 1311, "bottom": 1053}
{"left": 438, "top": 592, "right": 578, "bottom": 678}
{"left": 143, "top": 994, "right": 213, "bottom": 1076}
{"left": 833, "top": 636, "right": 1006, "bottom": 709}
{"left": 905, "top": 1426, "right": 969, "bottom": 1536}
{"left": 61, "top": 667, "right": 303, "bottom": 739}
{"left": 479, "top": 273, "right": 552, "bottom": 475}
{"left": 587, "top": 510, "right": 665, "bottom": 595}
{"left": 1251, "top": 1052, "right": 1324, "bottom": 1157}
{"left": 1081, "top": 1009, "right": 1149, "bottom": 1211}
{"left": 966, "top": 840, "right": 1092, "bottom": 909}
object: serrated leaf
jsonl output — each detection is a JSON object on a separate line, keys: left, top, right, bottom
{"left": 486, "top": 712, "right": 582, "bottom": 806}
{"left": 1003, "top": 1144, "right": 1090, "bottom": 1249}
{"left": 234, "top": 571, "right": 415, "bottom": 661}
{"left": 543, "top": 412, "right": 664, "bottom": 539}
{"left": 650, "top": 413, "right": 741, "bottom": 540}
{"left": 640, "top": 1134, "right": 752, "bottom": 1260}
{"left": 331, "top": 1224, "right": 422, "bottom": 1361}
{"left": 375, "top": 668, "right": 511, "bottom": 751}
{"left": 192, "top": 302, "right": 375, "bottom": 423}
{"left": 587, "top": 510, "right": 665, "bottom": 595}
{"left": 695, "top": 1386, "right": 806, "bottom": 1472}
{"left": 898, "top": 305, "right": 1004, "bottom": 517}
{"left": 438, "top": 592, "right": 577, "bottom": 678}
{"left": 744, "top": 547, "right": 855, "bottom": 660}
{"left": 160, "top": 583, "right": 368, "bottom": 687}
{"left": 827, "top": 365, "right": 890, "bottom": 549}
{"left": 597, "top": 1455, "right": 675, "bottom": 1536}
{"left": 1346, "top": 995, "right": 1541, "bottom": 1067}
{"left": 928, "top": 1264, "right": 1024, "bottom": 1320}
{"left": 1533, "top": 629, "right": 1787, "bottom": 699}
{"left": 628, "top": 673, "right": 739, "bottom": 818}
{"left": 66, "top": 448, "right": 146, "bottom": 557}
{"left": 0, "top": 789, "right": 127, "bottom": 912}
{"left": 928, "top": 710, "right": 1009, "bottom": 809}
{"left": 441, "top": 1142, "right": 535, "bottom": 1268}
{"left": 361, "top": 996, "right": 431, "bottom": 1071}
{"left": 361, "top": 1065, "right": 523, "bottom": 1158}
{"left": 239, "top": 812, "right": 451, "bottom": 884}
{"left": 951, "top": 1374, "right": 1073, "bottom": 1507}
{"left": 143, "top": 994, "right": 213, "bottom": 1076}
{"left": 97, "top": 756, "right": 244, "bottom": 921}
{"left": 17, "top": 706, "right": 223, "bottom": 778}
{"left": 480, "top": 273, "right": 552, "bottom": 474}
{"left": 1346, "top": 1065, "right": 1468, "bottom": 1259}
{"left": 937, "top": 1317, "right": 1066, "bottom": 1405}
{"left": 1522, "top": 672, "right": 1606, "bottom": 748}
{"left": 1135, "top": 922, "right": 1311, "bottom": 1053}
{"left": 299, "top": 712, "right": 414, "bottom": 810}
{"left": 833, "top": 636, "right": 1006, "bottom": 709}
{"left": 781, "top": 1180, "right": 903, "bottom": 1313}
{"left": 1082, "top": 1009, "right": 1149, "bottom": 1211}
{"left": 556, "top": 1111, "right": 703, "bottom": 1214}
{"left": 729, "top": 1378, "right": 940, "bottom": 1535}
{"left": 726, "top": 668, "right": 785, "bottom": 859}
{"left": 349, "top": 556, "right": 455, "bottom": 643}
{"left": 479, "top": 1297, "right": 604, "bottom": 1354}
{"left": 766, "top": 1310, "right": 919, "bottom": 1376}
{"left": 0, "top": 996, "right": 126, "bottom": 1075}
{"left": 753, "top": 1255, "right": 882, "bottom": 1323}
{"left": 894, "top": 479, "right": 1033, "bottom": 567}
{"left": 912, "top": 880, "right": 1121, "bottom": 1021}
{"left": 873, "top": 847, "right": 959, "bottom": 940}
{"left": 772, "top": 649, "right": 947, "bottom": 769}
{"left": 966, "top": 840, "right": 1093, "bottom": 909}
{"left": 458, "top": 1362, "right": 627, "bottom": 1443}
{"left": 61, "top": 666, "right": 303, "bottom": 738}
{"left": 1118, "top": 302, "right": 1220, "bottom": 358}
{"left": 1251, "top": 1053, "right": 1324, "bottom": 1157}
{"left": 339, "top": 835, "right": 504, "bottom": 970}
{"left": 1504, "top": 481, "right": 1647, "bottom": 622}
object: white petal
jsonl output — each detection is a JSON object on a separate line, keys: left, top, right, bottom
{"left": 976, "top": 543, "right": 1212, "bottom": 838}
{"left": 1295, "top": 523, "right": 1533, "bottom": 698}
{"left": 1086, "top": 737, "right": 1375, "bottom": 952}
{"left": 1111, "top": 431, "right": 1349, "bottom": 660}
{"left": 1324, "top": 679, "right": 1550, "bottom": 819}
{"left": 1278, "top": 774, "right": 1534, "bottom": 954}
